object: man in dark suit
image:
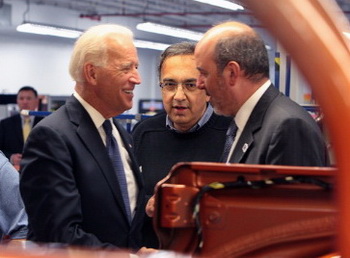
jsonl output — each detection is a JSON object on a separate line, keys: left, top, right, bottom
{"left": 194, "top": 21, "right": 329, "bottom": 166}
{"left": 20, "top": 24, "right": 153, "bottom": 253}
{"left": 0, "top": 86, "right": 42, "bottom": 169}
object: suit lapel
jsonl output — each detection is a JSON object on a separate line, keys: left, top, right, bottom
{"left": 13, "top": 114, "right": 24, "bottom": 145}
{"left": 65, "top": 96, "right": 129, "bottom": 220}
{"left": 230, "top": 85, "right": 280, "bottom": 163}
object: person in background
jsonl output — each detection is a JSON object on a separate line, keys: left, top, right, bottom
{"left": 0, "top": 86, "right": 42, "bottom": 169}
{"left": 20, "top": 24, "right": 154, "bottom": 254}
{"left": 132, "top": 42, "right": 231, "bottom": 248}
{"left": 0, "top": 151, "right": 27, "bottom": 242}
{"left": 194, "top": 21, "right": 329, "bottom": 166}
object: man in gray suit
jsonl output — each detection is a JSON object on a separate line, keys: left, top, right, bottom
{"left": 194, "top": 21, "right": 328, "bottom": 166}
{"left": 20, "top": 24, "right": 154, "bottom": 254}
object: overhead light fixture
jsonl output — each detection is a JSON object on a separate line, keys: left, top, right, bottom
{"left": 16, "top": 22, "right": 82, "bottom": 39}
{"left": 137, "top": 22, "right": 203, "bottom": 41}
{"left": 193, "top": 0, "right": 244, "bottom": 11}
{"left": 134, "top": 39, "right": 170, "bottom": 51}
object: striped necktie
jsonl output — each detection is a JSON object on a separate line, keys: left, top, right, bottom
{"left": 103, "top": 120, "right": 132, "bottom": 223}
{"left": 221, "top": 119, "right": 238, "bottom": 163}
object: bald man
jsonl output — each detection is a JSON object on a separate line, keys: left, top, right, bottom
{"left": 194, "top": 21, "right": 329, "bottom": 166}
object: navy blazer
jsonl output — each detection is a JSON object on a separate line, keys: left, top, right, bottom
{"left": 229, "top": 85, "right": 329, "bottom": 166}
{"left": 0, "top": 114, "right": 43, "bottom": 159}
{"left": 20, "top": 96, "right": 145, "bottom": 250}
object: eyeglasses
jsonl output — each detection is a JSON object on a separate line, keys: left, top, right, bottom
{"left": 159, "top": 81, "right": 198, "bottom": 93}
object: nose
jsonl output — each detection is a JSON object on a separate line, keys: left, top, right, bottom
{"left": 130, "top": 70, "right": 141, "bottom": 85}
{"left": 173, "top": 85, "right": 186, "bottom": 100}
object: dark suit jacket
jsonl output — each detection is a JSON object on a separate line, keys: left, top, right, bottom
{"left": 229, "top": 85, "right": 329, "bottom": 166}
{"left": 0, "top": 114, "right": 43, "bottom": 159}
{"left": 20, "top": 96, "right": 145, "bottom": 250}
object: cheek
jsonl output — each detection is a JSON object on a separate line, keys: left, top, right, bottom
{"left": 162, "top": 94, "right": 173, "bottom": 110}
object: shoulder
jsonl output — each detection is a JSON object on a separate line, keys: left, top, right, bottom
{"left": 0, "top": 114, "right": 20, "bottom": 125}
{"left": 206, "top": 113, "right": 232, "bottom": 130}
{"left": 132, "top": 112, "right": 167, "bottom": 135}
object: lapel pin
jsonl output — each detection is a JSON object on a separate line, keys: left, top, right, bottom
{"left": 242, "top": 143, "right": 249, "bottom": 153}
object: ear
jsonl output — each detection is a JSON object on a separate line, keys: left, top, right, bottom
{"left": 205, "top": 95, "right": 211, "bottom": 102}
{"left": 224, "top": 61, "right": 241, "bottom": 86}
{"left": 84, "top": 63, "right": 98, "bottom": 85}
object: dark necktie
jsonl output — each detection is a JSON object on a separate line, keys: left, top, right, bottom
{"left": 221, "top": 119, "right": 238, "bottom": 162}
{"left": 103, "top": 120, "right": 132, "bottom": 223}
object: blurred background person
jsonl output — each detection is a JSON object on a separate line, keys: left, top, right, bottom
{"left": 0, "top": 86, "right": 42, "bottom": 169}
{"left": 132, "top": 42, "right": 231, "bottom": 248}
{"left": 0, "top": 151, "right": 28, "bottom": 242}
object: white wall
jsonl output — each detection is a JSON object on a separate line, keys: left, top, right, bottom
{"left": 0, "top": 31, "right": 163, "bottom": 114}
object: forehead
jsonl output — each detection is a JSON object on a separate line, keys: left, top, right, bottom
{"left": 161, "top": 55, "right": 198, "bottom": 77}
{"left": 18, "top": 90, "right": 35, "bottom": 98}
{"left": 107, "top": 37, "right": 138, "bottom": 61}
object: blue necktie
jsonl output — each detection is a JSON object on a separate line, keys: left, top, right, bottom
{"left": 103, "top": 120, "right": 132, "bottom": 223}
{"left": 221, "top": 120, "right": 238, "bottom": 162}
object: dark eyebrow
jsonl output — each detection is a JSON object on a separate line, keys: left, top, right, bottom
{"left": 162, "top": 78, "right": 177, "bottom": 82}
{"left": 183, "top": 78, "right": 197, "bottom": 82}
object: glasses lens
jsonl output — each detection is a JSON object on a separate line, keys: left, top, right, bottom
{"left": 184, "top": 82, "right": 197, "bottom": 91}
{"left": 160, "top": 81, "right": 197, "bottom": 93}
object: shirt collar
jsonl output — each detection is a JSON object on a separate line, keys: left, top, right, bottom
{"left": 73, "top": 91, "right": 106, "bottom": 129}
{"left": 166, "top": 103, "right": 213, "bottom": 133}
{"left": 235, "top": 80, "right": 271, "bottom": 132}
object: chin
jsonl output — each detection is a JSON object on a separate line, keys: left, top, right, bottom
{"left": 213, "top": 107, "right": 231, "bottom": 117}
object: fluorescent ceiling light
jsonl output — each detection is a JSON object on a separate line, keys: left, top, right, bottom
{"left": 134, "top": 40, "right": 170, "bottom": 51}
{"left": 16, "top": 23, "right": 82, "bottom": 39}
{"left": 137, "top": 22, "right": 203, "bottom": 41}
{"left": 193, "top": 0, "right": 244, "bottom": 11}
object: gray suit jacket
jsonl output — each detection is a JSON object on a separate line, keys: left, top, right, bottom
{"left": 20, "top": 96, "right": 145, "bottom": 250}
{"left": 229, "top": 85, "right": 328, "bottom": 166}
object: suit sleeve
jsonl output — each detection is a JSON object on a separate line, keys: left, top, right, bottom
{"left": 266, "top": 117, "right": 328, "bottom": 166}
{"left": 19, "top": 125, "right": 117, "bottom": 248}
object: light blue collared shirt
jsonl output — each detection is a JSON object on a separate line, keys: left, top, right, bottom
{"left": 166, "top": 104, "right": 214, "bottom": 133}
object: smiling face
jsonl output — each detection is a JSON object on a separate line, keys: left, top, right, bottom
{"left": 160, "top": 54, "right": 210, "bottom": 132}
{"left": 92, "top": 37, "right": 141, "bottom": 117}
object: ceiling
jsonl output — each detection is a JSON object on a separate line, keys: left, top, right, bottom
{"left": 2, "top": 0, "right": 350, "bottom": 46}
{"left": 24, "top": 0, "right": 256, "bottom": 32}
{"left": 19, "top": 0, "right": 350, "bottom": 31}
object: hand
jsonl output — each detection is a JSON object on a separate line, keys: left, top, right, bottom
{"left": 146, "top": 195, "right": 155, "bottom": 217}
{"left": 136, "top": 247, "right": 158, "bottom": 255}
{"left": 10, "top": 153, "right": 22, "bottom": 168}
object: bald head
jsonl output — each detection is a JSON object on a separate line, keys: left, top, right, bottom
{"left": 196, "top": 21, "right": 269, "bottom": 82}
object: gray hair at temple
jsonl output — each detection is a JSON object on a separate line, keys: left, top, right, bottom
{"left": 158, "top": 41, "right": 196, "bottom": 80}
{"left": 69, "top": 24, "right": 134, "bottom": 83}
{"left": 214, "top": 33, "right": 270, "bottom": 83}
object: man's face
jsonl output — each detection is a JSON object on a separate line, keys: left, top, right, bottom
{"left": 94, "top": 38, "right": 141, "bottom": 116}
{"left": 161, "top": 55, "right": 210, "bottom": 132}
{"left": 17, "top": 90, "right": 38, "bottom": 111}
{"left": 195, "top": 42, "right": 229, "bottom": 116}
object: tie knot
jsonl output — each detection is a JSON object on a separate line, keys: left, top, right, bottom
{"left": 103, "top": 120, "right": 113, "bottom": 136}
{"left": 227, "top": 120, "right": 238, "bottom": 136}
{"left": 24, "top": 117, "right": 31, "bottom": 123}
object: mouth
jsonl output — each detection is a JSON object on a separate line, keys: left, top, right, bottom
{"left": 173, "top": 105, "right": 188, "bottom": 110}
{"left": 123, "top": 90, "right": 134, "bottom": 95}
